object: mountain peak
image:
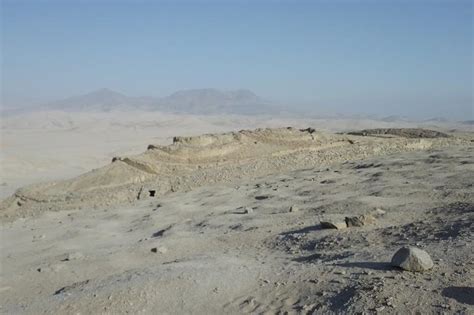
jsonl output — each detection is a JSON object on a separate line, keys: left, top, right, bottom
{"left": 158, "top": 88, "right": 269, "bottom": 114}
{"left": 47, "top": 88, "right": 138, "bottom": 111}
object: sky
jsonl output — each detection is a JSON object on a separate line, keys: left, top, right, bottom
{"left": 1, "top": 0, "right": 473, "bottom": 119}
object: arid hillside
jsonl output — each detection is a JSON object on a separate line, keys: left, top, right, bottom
{"left": 0, "top": 128, "right": 472, "bottom": 314}
{"left": 2, "top": 127, "right": 470, "bottom": 220}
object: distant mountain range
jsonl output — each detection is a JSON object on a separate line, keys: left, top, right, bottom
{"left": 8, "top": 88, "right": 467, "bottom": 123}
{"left": 45, "top": 88, "right": 152, "bottom": 111}
{"left": 44, "top": 88, "right": 277, "bottom": 115}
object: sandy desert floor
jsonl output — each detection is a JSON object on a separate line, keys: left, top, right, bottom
{"left": 0, "top": 121, "right": 473, "bottom": 314}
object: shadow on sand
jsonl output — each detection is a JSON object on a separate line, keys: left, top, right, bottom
{"left": 335, "top": 261, "right": 393, "bottom": 271}
{"left": 442, "top": 286, "right": 474, "bottom": 305}
{"left": 280, "top": 225, "right": 322, "bottom": 235}
{"left": 293, "top": 252, "right": 353, "bottom": 263}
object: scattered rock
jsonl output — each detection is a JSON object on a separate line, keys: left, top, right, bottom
{"left": 391, "top": 247, "right": 434, "bottom": 272}
{"left": 244, "top": 207, "right": 254, "bottom": 214}
{"left": 300, "top": 127, "right": 316, "bottom": 134}
{"left": 32, "top": 234, "right": 46, "bottom": 242}
{"left": 375, "top": 306, "right": 385, "bottom": 312}
{"left": 320, "top": 179, "right": 336, "bottom": 184}
{"left": 354, "top": 162, "right": 380, "bottom": 169}
{"left": 374, "top": 208, "right": 386, "bottom": 216}
{"left": 289, "top": 205, "right": 299, "bottom": 212}
{"left": 54, "top": 279, "right": 90, "bottom": 295}
{"left": 302, "top": 303, "right": 317, "bottom": 311}
{"left": 151, "top": 246, "right": 168, "bottom": 254}
{"left": 345, "top": 214, "right": 376, "bottom": 227}
{"left": 64, "top": 252, "right": 84, "bottom": 261}
{"left": 155, "top": 246, "right": 168, "bottom": 254}
{"left": 320, "top": 221, "right": 347, "bottom": 229}
{"left": 151, "top": 225, "right": 172, "bottom": 238}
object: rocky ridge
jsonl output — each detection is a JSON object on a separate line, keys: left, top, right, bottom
{"left": 0, "top": 127, "right": 469, "bottom": 220}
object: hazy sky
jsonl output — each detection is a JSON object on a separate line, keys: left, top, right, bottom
{"left": 2, "top": 0, "right": 473, "bottom": 118}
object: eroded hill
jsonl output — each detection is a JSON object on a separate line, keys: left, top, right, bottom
{"left": 1, "top": 127, "right": 470, "bottom": 220}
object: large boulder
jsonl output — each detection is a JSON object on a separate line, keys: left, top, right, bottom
{"left": 391, "top": 247, "right": 434, "bottom": 272}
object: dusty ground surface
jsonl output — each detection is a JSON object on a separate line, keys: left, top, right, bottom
{"left": 1, "top": 127, "right": 473, "bottom": 314}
